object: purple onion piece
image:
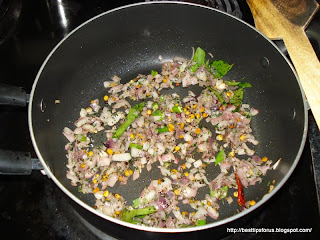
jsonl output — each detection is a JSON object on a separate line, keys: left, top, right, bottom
{"left": 104, "top": 139, "right": 115, "bottom": 149}
{"left": 156, "top": 197, "right": 168, "bottom": 210}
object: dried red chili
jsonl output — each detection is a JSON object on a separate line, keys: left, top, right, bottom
{"left": 235, "top": 172, "right": 245, "bottom": 207}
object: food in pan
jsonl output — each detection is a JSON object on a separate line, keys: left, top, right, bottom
{"left": 63, "top": 47, "right": 273, "bottom": 228}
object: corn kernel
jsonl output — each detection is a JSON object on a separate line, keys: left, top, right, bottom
{"left": 185, "top": 110, "right": 190, "bottom": 115}
{"left": 184, "top": 172, "right": 189, "bottom": 177}
{"left": 239, "top": 134, "right": 246, "bottom": 141}
{"left": 146, "top": 109, "right": 152, "bottom": 115}
{"left": 196, "top": 113, "right": 201, "bottom": 119}
{"left": 92, "top": 178, "right": 98, "bottom": 184}
{"left": 129, "top": 169, "right": 133, "bottom": 175}
{"left": 80, "top": 163, "right": 86, "bottom": 168}
{"left": 184, "top": 107, "right": 187, "bottom": 112}
{"left": 226, "top": 92, "right": 232, "bottom": 97}
{"left": 179, "top": 134, "right": 184, "bottom": 139}
{"left": 201, "top": 163, "right": 207, "bottom": 168}
{"left": 115, "top": 193, "right": 121, "bottom": 199}
{"left": 118, "top": 175, "right": 123, "bottom": 181}
{"left": 193, "top": 104, "right": 198, "bottom": 109}
{"left": 112, "top": 97, "right": 116, "bottom": 101}
{"left": 163, "top": 78, "right": 167, "bottom": 83}
{"left": 262, "top": 156, "right": 268, "bottom": 162}
{"left": 103, "top": 190, "right": 109, "bottom": 197}
{"left": 90, "top": 100, "right": 95, "bottom": 104}
{"left": 174, "top": 189, "right": 179, "bottom": 195}
{"left": 233, "top": 191, "right": 238, "bottom": 197}
{"left": 190, "top": 114, "right": 195, "bottom": 119}
{"left": 229, "top": 152, "right": 235, "bottom": 157}
{"left": 195, "top": 128, "right": 201, "bottom": 134}
{"left": 180, "top": 123, "right": 185, "bottom": 129}
{"left": 175, "top": 83, "right": 180, "bottom": 86}
{"left": 186, "top": 118, "right": 191, "bottom": 123}
{"left": 229, "top": 124, "right": 234, "bottom": 129}
{"left": 130, "top": 134, "right": 134, "bottom": 139}
{"left": 181, "top": 164, "right": 186, "bottom": 169}
{"left": 249, "top": 200, "right": 256, "bottom": 206}
{"left": 216, "top": 134, "right": 224, "bottom": 141}
{"left": 202, "top": 113, "right": 208, "bottom": 118}
{"left": 93, "top": 187, "right": 100, "bottom": 193}
{"left": 207, "top": 201, "right": 212, "bottom": 206}
{"left": 114, "top": 211, "right": 121, "bottom": 216}
{"left": 219, "top": 105, "right": 224, "bottom": 111}
{"left": 87, "top": 151, "right": 93, "bottom": 157}
{"left": 200, "top": 107, "right": 205, "bottom": 113}
{"left": 104, "top": 95, "right": 109, "bottom": 101}
{"left": 107, "top": 149, "right": 113, "bottom": 155}
{"left": 136, "top": 84, "right": 141, "bottom": 88}
{"left": 94, "top": 130, "right": 98, "bottom": 133}
{"left": 158, "top": 179, "right": 162, "bottom": 184}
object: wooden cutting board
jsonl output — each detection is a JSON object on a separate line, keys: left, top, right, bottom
{"left": 247, "top": 0, "right": 320, "bottom": 130}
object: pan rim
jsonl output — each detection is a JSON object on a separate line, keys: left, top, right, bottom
{"left": 28, "top": 1, "right": 308, "bottom": 233}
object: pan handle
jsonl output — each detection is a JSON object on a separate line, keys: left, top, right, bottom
{"left": 0, "top": 149, "right": 43, "bottom": 175}
{"left": 0, "top": 83, "right": 29, "bottom": 107}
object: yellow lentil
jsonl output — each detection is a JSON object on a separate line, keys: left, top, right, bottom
{"left": 216, "top": 134, "right": 224, "bottom": 141}
{"left": 87, "top": 151, "right": 93, "bottom": 157}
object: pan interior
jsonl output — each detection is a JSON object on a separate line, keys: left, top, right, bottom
{"left": 30, "top": 3, "right": 306, "bottom": 228}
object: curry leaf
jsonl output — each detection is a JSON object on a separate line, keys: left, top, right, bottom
{"left": 230, "top": 88, "right": 244, "bottom": 107}
{"left": 151, "top": 70, "right": 158, "bottom": 76}
{"left": 210, "top": 60, "right": 233, "bottom": 78}
{"left": 193, "top": 47, "right": 206, "bottom": 66}
{"left": 215, "top": 149, "right": 225, "bottom": 165}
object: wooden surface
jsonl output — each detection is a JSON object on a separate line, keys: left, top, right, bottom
{"left": 247, "top": 0, "right": 320, "bottom": 130}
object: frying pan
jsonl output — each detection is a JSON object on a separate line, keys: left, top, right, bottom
{"left": 0, "top": 1, "right": 307, "bottom": 233}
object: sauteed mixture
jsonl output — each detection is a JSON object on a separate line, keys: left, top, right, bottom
{"left": 63, "top": 48, "right": 273, "bottom": 228}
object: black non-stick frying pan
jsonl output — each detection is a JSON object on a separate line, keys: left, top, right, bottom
{"left": 1, "top": 2, "right": 307, "bottom": 233}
